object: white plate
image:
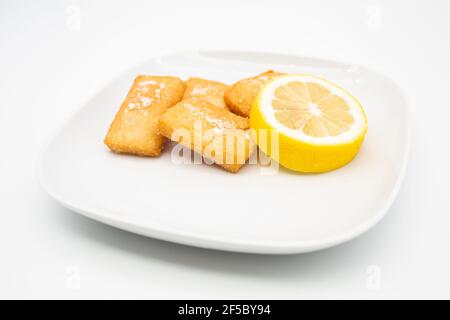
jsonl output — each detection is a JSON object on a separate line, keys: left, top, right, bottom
{"left": 37, "top": 51, "right": 409, "bottom": 254}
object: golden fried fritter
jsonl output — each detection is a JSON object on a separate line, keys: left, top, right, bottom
{"left": 158, "top": 99, "right": 255, "bottom": 173}
{"left": 104, "top": 75, "right": 186, "bottom": 156}
{"left": 224, "top": 70, "right": 284, "bottom": 117}
{"left": 183, "top": 77, "right": 229, "bottom": 109}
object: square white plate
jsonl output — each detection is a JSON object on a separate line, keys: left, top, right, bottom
{"left": 37, "top": 51, "right": 409, "bottom": 254}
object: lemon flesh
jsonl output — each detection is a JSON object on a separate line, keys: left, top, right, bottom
{"left": 250, "top": 74, "right": 368, "bottom": 173}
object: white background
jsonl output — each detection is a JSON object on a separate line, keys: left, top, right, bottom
{"left": 1, "top": 0, "right": 449, "bottom": 299}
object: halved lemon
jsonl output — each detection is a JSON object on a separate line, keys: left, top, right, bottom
{"left": 250, "top": 74, "right": 368, "bottom": 172}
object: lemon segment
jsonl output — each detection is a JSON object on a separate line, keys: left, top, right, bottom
{"left": 250, "top": 74, "right": 368, "bottom": 173}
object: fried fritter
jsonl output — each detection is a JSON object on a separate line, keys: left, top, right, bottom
{"left": 224, "top": 70, "right": 284, "bottom": 117}
{"left": 158, "top": 99, "right": 255, "bottom": 173}
{"left": 183, "top": 77, "right": 229, "bottom": 110}
{"left": 104, "top": 75, "right": 186, "bottom": 156}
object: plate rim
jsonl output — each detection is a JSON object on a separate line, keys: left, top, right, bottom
{"left": 36, "top": 50, "right": 411, "bottom": 254}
